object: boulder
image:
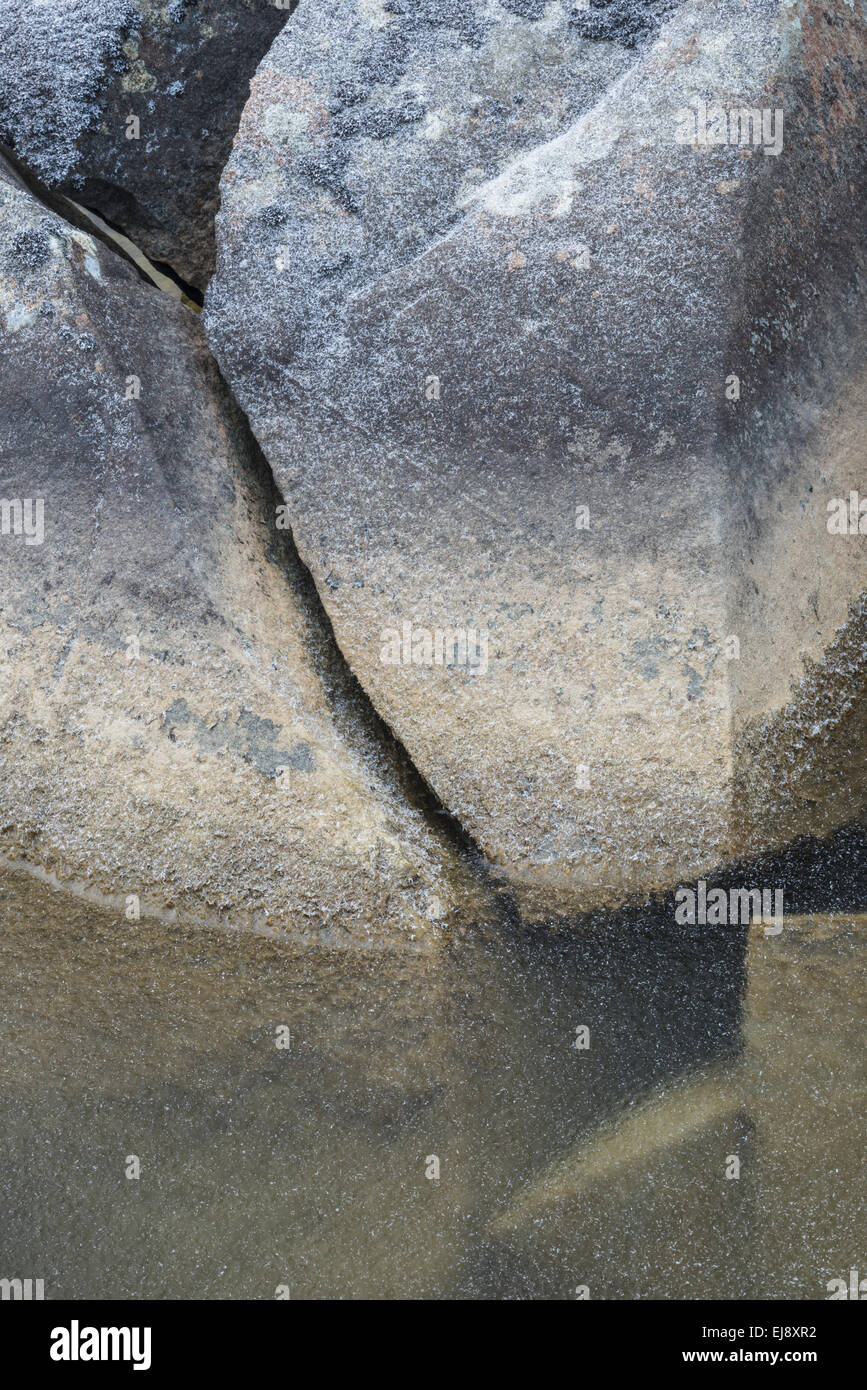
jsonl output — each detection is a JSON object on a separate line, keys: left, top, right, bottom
{"left": 0, "top": 0, "right": 293, "bottom": 289}
{"left": 205, "top": 0, "right": 867, "bottom": 914}
{"left": 0, "top": 155, "right": 485, "bottom": 945}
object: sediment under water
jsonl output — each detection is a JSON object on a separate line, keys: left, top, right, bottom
{"left": 0, "top": 868, "right": 864, "bottom": 1299}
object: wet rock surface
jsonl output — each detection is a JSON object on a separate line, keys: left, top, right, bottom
{"left": 0, "top": 154, "right": 486, "bottom": 945}
{"left": 205, "top": 0, "right": 867, "bottom": 913}
{"left": 0, "top": 0, "right": 293, "bottom": 289}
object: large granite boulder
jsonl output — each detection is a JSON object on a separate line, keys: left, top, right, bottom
{"left": 0, "top": 155, "right": 485, "bottom": 945}
{"left": 0, "top": 0, "right": 293, "bottom": 289}
{"left": 205, "top": 0, "right": 867, "bottom": 914}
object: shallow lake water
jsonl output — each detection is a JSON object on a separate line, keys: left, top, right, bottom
{"left": 0, "top": 862, "right": 864, "bottom": 1300}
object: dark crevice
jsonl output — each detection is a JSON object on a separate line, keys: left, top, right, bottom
{"left": 1, "top": 141, "right": 201, "bottom": 307}
{"left": 73, "top": 190, "right": 206, "bottom": 305}
{"left": 241, "top": 421, "right": 497, "bottom": 889}
{"left": 2, "top": 142, "right": 139, "bottom": 274}
{"left": 149, "top": 254, "right": 203, "bottom": 306}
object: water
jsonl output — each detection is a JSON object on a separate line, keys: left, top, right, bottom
{"left": 0, "top": 866, "right": 864, "bottom": 1299}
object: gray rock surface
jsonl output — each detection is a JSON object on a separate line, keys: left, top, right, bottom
{"left": 0, "top": 154, "right": 486, "bottom": 945}
{"left": 0, "top": 0, "right": 293, "bottom": 288}
{"left": 205, "top": 0, "right": 867, "bottom": 913}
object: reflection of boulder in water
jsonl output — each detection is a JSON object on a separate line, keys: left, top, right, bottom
{"left": 474, "top": 905, "right": 867, "bottom": 1300}
{"left": 0, "top": 864, "right": 750, "bottom": 1297}
{"left": 0, "top": 868, "right": 458, "bottom": 1101}
{"left": 439, "top": 899, "right": 750, "bottom": 1297}
{"left": 0, "top": 867, "right": 471, "bottom": 1297}
{"left": 488, "top": 1065, "right": 748, "bottom": 1235}
{"left": 1, "top": 841, "right": 863, "bottom": 1297}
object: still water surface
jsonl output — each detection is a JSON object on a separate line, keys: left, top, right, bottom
{"left": 0, "top": 867, "right": 864, "bottom": 1299}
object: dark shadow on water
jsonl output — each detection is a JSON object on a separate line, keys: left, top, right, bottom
{"left": 442, "top": 902, "right": 750, "bottom": 1298}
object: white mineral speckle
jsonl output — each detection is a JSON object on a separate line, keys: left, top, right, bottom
{"left": 5, "top": 302, "right": 38, "bottom": 331}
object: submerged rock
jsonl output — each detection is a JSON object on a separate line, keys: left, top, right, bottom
{"left": 485, "top": 913, "right": 867, "bottom": 1296}
{"left": 0, "top": 155, "right": 484, "bottom": 945}
{"left": 205, "top": 0, "right": 867, "bottom": 913}
{"left": 0, "top": 0, "right": 293, "bottom": 289}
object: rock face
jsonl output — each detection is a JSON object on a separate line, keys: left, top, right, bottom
{"left": 205, "top": 0, "right": 867, "bottom": 914}
{"left": 0, "top": 155, "right": 485, "bottom": 946}
{"left": 0, "top": 0, "right": 293, "bottom": 289}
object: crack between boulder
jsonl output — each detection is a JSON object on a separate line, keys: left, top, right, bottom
{"left": 1, "top": 141, "right": 201, "bottom": 308}
{"left": 249, "top": 428, "right": 497, "bottom": 885}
